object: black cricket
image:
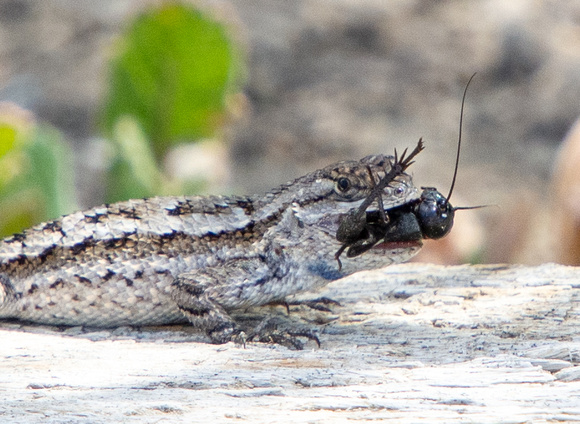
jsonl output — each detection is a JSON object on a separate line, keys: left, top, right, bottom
{"left": 334, "top": 74, "right": 478, "bottom": 268}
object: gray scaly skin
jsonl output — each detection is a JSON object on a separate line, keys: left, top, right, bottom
{"left": 0, "top": 155, "right": 421, "bottom": 344}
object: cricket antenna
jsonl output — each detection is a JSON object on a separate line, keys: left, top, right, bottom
{"left": 446, "top": 73, "right": 476, "bottom": 204}
{"left": 416, "top": 73, "right": 481, "bottom": 240}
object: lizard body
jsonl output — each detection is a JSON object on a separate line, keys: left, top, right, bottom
{"left": 0, "top": 154, "right": 421, "bottom": 343}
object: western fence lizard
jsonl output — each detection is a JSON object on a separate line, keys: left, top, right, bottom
{"left": 0, "top": 154, "right": 421, "bottom": 344}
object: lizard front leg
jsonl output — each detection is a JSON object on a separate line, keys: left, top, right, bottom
{"left": 171, "top": 246, "right": 321, "bottom": 348}
{"left": 171, "top": 247, "right": 293, "bottom": 345}
{"left": 170, "top": 270, "right": 243, "bottom": 344}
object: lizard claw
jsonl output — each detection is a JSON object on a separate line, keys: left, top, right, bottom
{"left": 232, "top": 330, "right": 247, "bottom": 348}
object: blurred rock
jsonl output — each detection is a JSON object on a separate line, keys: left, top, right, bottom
{"left": 164, "top": 139, "right": 231, "bottom": 194}
{"left": 547, "top": 117, "right": 580, "bottom": 265}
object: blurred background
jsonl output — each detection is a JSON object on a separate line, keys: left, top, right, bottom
{"left": 0, "top": 0, "right": 579, "bottom": 265}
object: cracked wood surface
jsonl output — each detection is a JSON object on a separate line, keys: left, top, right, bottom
{"left": 2, "top": 263, "right": 580, "bottom": 423}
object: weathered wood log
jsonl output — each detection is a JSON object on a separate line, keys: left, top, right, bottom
{"left": 2, "top": 263, "right": 579, "bottom": 422}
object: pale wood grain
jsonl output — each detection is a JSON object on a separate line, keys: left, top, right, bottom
{"left": 2, "top": 263, "right": 579, "bottom": 423}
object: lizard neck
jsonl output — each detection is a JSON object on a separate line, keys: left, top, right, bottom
{"left": 252, "top": 170, "right": 334, "bottom": 221}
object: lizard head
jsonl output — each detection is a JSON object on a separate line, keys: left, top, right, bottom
{"left": 288, "top": 154, "right": 424, "bottom": 273}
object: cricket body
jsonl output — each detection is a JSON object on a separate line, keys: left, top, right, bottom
{"left": 0, "top": 154, "right": 421, "bottom": 344}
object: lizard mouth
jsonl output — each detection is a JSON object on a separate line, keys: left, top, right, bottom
{"left": 372, "top": 239, "right": 423, "bottom": 250}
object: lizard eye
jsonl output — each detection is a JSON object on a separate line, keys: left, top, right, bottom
{"left": 336, "top": 177, "right": 351, "bottom": 192}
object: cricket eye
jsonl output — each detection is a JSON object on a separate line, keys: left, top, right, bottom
{"left": 336, "top": 177, "right": 351, "bottom": 192}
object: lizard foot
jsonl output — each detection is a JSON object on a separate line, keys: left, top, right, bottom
{"left": 246, "top": 316, "right": 320, "bottom": 350}
{"left": 207, "top": 323, "right": 247, "bottom": 347}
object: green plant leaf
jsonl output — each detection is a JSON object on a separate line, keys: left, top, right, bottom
{"left": 0, "top": 122, "right": 77, "bottom": 237}
{"left": 25, "top": 125, "right": 78, "bottom": 220}
{"left": 101, "top": 3, "right": 244, "bottom": 159}
{"left": 0, "top": 124, "right": 17, "bottom": 158}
